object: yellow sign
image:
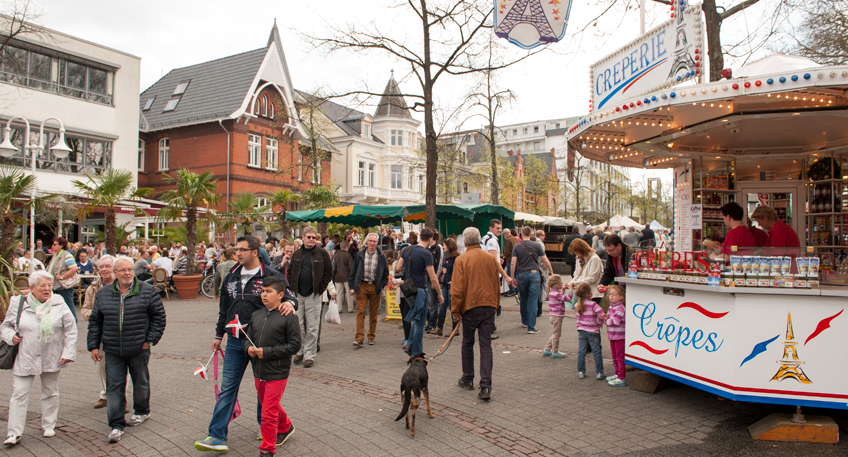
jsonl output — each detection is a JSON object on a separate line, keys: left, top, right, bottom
{"left": 385, "top": 284, "right": 401, "bottom": 320}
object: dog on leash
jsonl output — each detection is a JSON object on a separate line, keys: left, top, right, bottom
{"left": 395, "top": 353, "right": 434, "bottom": 436}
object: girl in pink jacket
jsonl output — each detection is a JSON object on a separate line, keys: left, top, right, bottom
{"left": 542, "top": 275, "right": 570, "bottom": 358}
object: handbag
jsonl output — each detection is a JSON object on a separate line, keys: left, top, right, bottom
{"left": 51, "top": 251, "right": 80, "bottom": 289}
{"left": 0, "top": 296, "right": 27, "bottom": 370}
{"left": 398, "top": 245, "right": 419, "bottom": 297}
{"left": 213, "top": 350, "right": 241, "bottom": 420}
{"left": 324, "top": 299, "right": 341, "bottom": 324}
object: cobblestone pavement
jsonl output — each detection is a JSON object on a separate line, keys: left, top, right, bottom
{"left": 1, "top": 294, "right": 846, "bottom": 456}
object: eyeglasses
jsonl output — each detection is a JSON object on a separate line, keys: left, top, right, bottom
{"left": 115, "top": 269, "right": 134, "bottom": 274}
{"left": 304, "top": 236, "right": 316, "bottom": 240}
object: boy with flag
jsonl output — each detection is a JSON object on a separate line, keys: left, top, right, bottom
{"left": 196, "top": 236, "right": 297, "bottom": 452}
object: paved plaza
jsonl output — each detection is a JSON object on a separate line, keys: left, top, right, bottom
{"left": 1, "top": 294, "right": 846, "bottom": 457}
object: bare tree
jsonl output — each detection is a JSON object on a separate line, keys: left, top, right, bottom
{"left": 308, "top": 0, "right": 544, "bottom": 226}
{"left": 784, "top": 0, "right": 848, "bottom": 65}
{"left": 565, "top": 154, "right": 590, "bottom": 221}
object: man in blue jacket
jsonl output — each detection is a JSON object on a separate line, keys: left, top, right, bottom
{"left": 195, "top": 236, "right": 297, "bottom": 453}
{"left": 88, "top": 256, "right": 166, "bottom": 443}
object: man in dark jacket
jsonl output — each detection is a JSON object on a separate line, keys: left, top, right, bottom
{"left": 195, "top": 236, "right": 297, "bottom": 453}
{"left": 348, "top": 233, "right": 389, "bottom": 346}
{"left": 562, "top": 230, "right": 581, "bottom": 276}
{"left": 88, "top": 256, "right": 166, "bottom": 443}
{"left": 640, "top": 225, "right": 656, "bottom": 249}
{"left": 601, "top": 234, "right": 632, "bottom": 286}
{"left": 286, "top": 226, "right": 333, "bottom": 368}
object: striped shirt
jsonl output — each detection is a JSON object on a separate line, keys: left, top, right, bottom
{"left": 575, "top": 299, "right": 604, "bottom": 334}
{"left": 605, "top": 301, "right": 626, "bottom": 341}
{"left": 547, "top": 288, "right": 571, "bottom": 317}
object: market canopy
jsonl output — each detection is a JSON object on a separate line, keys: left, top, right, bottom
{"left": 649, "top": 220, "right": 667, "bottom": 231}
{"left": 403, "top": 204, "right": 474, "bottom": 223}
{"left": 286, "top": 205, "right": 406, "bottom": 226}
{"left": 513, "top": 211, "right": 547, "bottom": 223}
{"left": 609, "top": 214, "right": 642, "bottom": 229}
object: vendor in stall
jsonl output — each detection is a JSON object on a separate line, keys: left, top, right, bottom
{"left": 751, "top": 206, "right": 800, "bottom": 248}
{"left": 715, "top": 202, "right": 756, "bottom": 261}
{"left": 746, "top": 219, "right": 768, "bottom": 247}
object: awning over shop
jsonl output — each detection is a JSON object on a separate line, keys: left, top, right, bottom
{"left": 286, "top": 205, "right": 406, "bottom": 226}
{"left": 566, "top": 60, "right": 848, "bottom": 170}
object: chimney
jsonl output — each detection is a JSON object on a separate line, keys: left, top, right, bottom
{"left": 550, "top": 147, "right": 555, "bottom": 157}
{"left": 506, "top": 149, "right": 514, "bottom": 157}
{"left": 516, "top": 149, "right": 522, "bottom": 157}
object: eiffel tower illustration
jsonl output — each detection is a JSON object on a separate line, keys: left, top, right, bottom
{"left": 770, "top": 312, "right": 812, "bottom": 384}
{"left": 667, "top": 0, "right": 697, "bottom": 79}
{"left": 495, "top": 0, "right": 557, "bottom": 43}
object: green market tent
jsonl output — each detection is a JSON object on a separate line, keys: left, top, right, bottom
{"left": 285, "top": 205, "right": 406, "bottom": 227}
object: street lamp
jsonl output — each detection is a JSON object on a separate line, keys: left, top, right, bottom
{"left": 0, "top": 117, "right": 72, "bottom": 275}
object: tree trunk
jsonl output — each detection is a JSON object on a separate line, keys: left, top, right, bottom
{"left": 318, "top": 222, "right": 328, "bottom": 237}
{"left": 489, "top": 120, "right": 498, "bottom": 205}
{"left": 185, "top": 206, "right": 197, "bottom": 276}
{"left": 282, "top": 219, "right": 291, "bottom": 239}
{"left": 702, "top": 0, "right": 724, "bottom": 82}
{"left": 421, "top": 1, "right": 437, "bottom": 227}
{"left": 1, "top": 217, "right": 15, "bottom": 268}
{"left": 105, "top": 207, "right": 117, "bottom": 255}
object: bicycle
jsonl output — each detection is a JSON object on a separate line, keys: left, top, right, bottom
{"left": 200, "top": 259, "right": 218, "bottom": 299}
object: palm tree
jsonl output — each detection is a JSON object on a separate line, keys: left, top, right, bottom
{"left": 267, "top": 189, "right": 301, "bottom": 239}
{"left": 219, "top": 192, "right": 271, "bottom": 237}
{"left": 93, "top": 222, "right": 134, "bottom": 249}
{"left": 0, "top": 165, "right": 54, "bottom": 265}
{"left": 72, "top": 169, "right": 152, "bottom": 255}
{"left": 302, "top": 185, "right": 339, "bottom": 236}
{"left": 157, "top": 169, "right": 220, "bottom": 276}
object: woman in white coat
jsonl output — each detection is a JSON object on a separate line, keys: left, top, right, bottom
{"left": 566, "top": 239, "right": 604, "bottom": 304}
{"left": 1, "top": 270, "right": 77, "bottom": 446}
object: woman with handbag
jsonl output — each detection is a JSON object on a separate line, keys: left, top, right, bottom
{"left": 46, "top": 237, "right": 79, "bottom": 321}
{"left": 1, "top": 270, "right": 77, "bottom": 446}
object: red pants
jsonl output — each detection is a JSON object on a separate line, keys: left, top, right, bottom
{"left": 610, "top": 339, "right": 625, "bottom": 380}
{"left": 255, "top": 378, "right": 292, "bottom": 453}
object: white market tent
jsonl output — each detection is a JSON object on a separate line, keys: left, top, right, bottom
{"left": 649, "top": 220, "right": 667, "bottom": 231}
{"left": 514, "top": 211, "right": 547, "bottom": 223}
{"left": 543, "top": 217, "right": 587, "bottom": 234}
{"left": 609, "top": 214, "right": 642, "bottom": 229}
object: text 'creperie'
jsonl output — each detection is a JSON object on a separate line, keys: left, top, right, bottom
{"left": 595, "top": 30, "right": 668, "bottom": 109}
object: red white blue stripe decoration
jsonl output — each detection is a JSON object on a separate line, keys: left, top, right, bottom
{"left": 494, "top": 0, "right": 573, "bottom": 49}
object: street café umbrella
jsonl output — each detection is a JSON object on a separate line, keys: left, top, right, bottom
{"left": 285, "top": 205, "right": 406, "bottom": 227}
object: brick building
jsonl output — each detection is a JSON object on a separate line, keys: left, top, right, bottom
{"left": 138, "top": 24, "right": 317, "bottom": 221}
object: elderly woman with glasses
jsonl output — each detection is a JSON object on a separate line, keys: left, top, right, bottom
{"left": 1, "top": 270, "right": 77, "bottom": 446}
{"left": 46, "top": 237, "right": 79, "bottom": 321}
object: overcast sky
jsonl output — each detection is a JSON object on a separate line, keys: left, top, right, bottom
{"left": 36, "top": 0, "right": 780, "bottom": 186}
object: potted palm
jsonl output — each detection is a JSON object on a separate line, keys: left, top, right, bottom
{"left": 72, "top": 169, "right": 152, "bottom": 255}
{"left": 157, "top": 168, "right": 220, "bottom": 299}
{"left": 219, "top": 192, "right": 271, "bottom": 236}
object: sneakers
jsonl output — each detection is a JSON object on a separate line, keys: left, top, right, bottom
{"left": 107, "top": 429, "right": 124, "bottom": 443}
{"left": 551, "top": 352, "right": 566, "bottom": 358}
{"left": 4, "top": 434, "right": 21, "bottom": 446}
{"left": 609, "top": 378, "right": 627, "bottom": 387}
{"left": 577, "top": 371, "right": 585, "bottom": 379}
{"left": 276, "top": 424, "right": 295, "bottom": 446}
{"left": 256, "top": 431, "right": 263, "bottom": 441}
{"left": 368, "top": 338, "right": 375, "bottom": 345}
{"left": 606, "top": 374, "right": 618, "bottom": 382}
{"left": 595, "top": 373, "right": 607, "bottom": 380}
{"left": 457, "top": 379, "right": 474, "bottom": 390}
{"left": 402, "top": 340, "right": 409, "bottom": 349}
{"left": 527, "top": 328, "right": 540, "bottom": 334}
{"left": 541, "top": 349, "right": 552, "bottom": 356}
{"left": 126, "top": 413, "right": 149, "bottom": 426}
{"left": 195, "top": 436, "right": 228, "bottom": 451}
{"left": 43, "top": 429, "right": 55, "bottom": 438}
{"left": 353, "top": 340, "right": 363, "bottom": 347}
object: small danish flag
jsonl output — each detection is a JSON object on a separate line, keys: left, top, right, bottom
{"left": 193, "top": 364, "right": 208, "bottom": 380}
{"left": 226, "top": 316, "right": 248, "bottom": 338}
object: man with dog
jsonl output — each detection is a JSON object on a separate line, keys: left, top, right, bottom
{"left": 451, "top": 227, "right": 500, "bottom": 401}
{"left": 195, "top": 236, "right": 297, "bottom": 452}
{"left": 286, "top": 226, "right": 333, "bottom": 368}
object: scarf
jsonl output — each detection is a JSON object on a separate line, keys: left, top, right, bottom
{"left": 28, "top": 293, "right": 54, "bottom": 342}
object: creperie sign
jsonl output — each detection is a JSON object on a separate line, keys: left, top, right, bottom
{"left": 635, "top": 250, "right": 711, "bottom": 273}
{"left": 590, "top": 2, "right": 704, "bottom": 111}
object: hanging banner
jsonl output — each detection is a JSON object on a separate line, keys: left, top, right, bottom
{"left": 590, "top": 1, "right": 704, "bottom": 111}
{"left": 494, "top": 0, "right": 574, "bottom": 50}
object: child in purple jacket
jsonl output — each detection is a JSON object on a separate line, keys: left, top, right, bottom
{"left": 542, "top": 275, "right": 570, "bottom": 358}
{"left": 574, "top": 283, "right": 606, "bottom": 380}
{"left": 602, "top": 285, "right": 626, "bottom": 386}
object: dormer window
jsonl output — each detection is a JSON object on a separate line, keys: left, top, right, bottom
{"left": 143, "top": 97, "right": 155, "bottom": 111}
{"left": 363, "top": 124, "right": 370, "bottom": 138}
{"left": 261, "top": 95, "right": 268, "bottom": 116}
{"left": 163, "top": 99, "right": 179, "bottom": 112}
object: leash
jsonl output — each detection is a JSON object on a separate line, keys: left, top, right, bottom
{"left": 426, "top": 318, "right": 462, "bottom": 363}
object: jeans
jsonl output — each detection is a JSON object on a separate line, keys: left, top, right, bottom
{"left": 577, "top": 330, "right": 604, "bottom": 375}
{"left": 460, "top": 306, "right": 496, "bottom": 388}
{"left": 207, "top": 337, "right": 262, "bottom": 441}
{"left": 426, "top": 283, "right": 440, "bottom": 329}
{"left": 505, "top": 263, "right": 518, "bottom": 294}
{"left": 54, "top": 287, "right": 76, "bottom": 321}
{"left": 407, "top": 287, "right": 429, "bottom": 356}
{"left": 105, "top": 350, "right": 151, "bottom": 431}
{"left": 435, "top": 283, "right": 452, "bottom": 330}
{"left": 516, "top": 271, "right": 540, "bottom": 330}
{"left": 399, "top": 296, "right": 410, "bottom": 340}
